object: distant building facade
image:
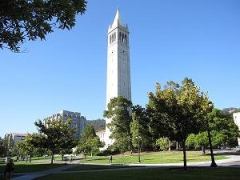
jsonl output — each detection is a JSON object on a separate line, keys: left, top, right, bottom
{"left": 233, "top": 112, "right": 240, "bottom": 145}
{"left": 5, "top": 133, "right": 27, "bottom": 144}
{"left": 44, "top": 110, "right": 87, "bottom": 139}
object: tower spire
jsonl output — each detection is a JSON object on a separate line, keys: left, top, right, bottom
{"left": 112, "top": 9, "right": 121, "bottom": 27}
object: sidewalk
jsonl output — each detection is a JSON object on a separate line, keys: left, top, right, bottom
{"left": 11, "top": 155, "right": 240, "bottom": 180}
{"left": 12, "top": 162, "right": 79, "bottom": 180}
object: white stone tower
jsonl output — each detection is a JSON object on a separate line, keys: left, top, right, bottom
{"left": 105, "top": 10, "right": 131, "bottom": 146}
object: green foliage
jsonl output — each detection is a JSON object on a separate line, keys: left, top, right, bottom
{"left": 16, "top": 135, "right": 34, "bottom": 161}
{"left": 147, "top": 78, "right": 212, "bottom": 169}
{"left": 0, "top": 0, "right": 87, "bottom": 52}
{"left": 186, "top": 134, "right": 196, "bottom": 149}
{"left": 156, "top": 137, "right": 170, "bottom": 151}
{"left": 195, "top": 132, "right": 209, "bottom": 148}
{"left": 0, "top": 137, "right": 7, "bottom": 157}
{"left": 77, "top": 125, "right": 103, "bottom": 156}
{"left": 208, "top": 109, "right": 239, "bottom": 147}
{"left": 186, "top": 132, "right": 208, "bottom": 154}
{"left": 104, "top": 96, "right": 132, "bottom": 153}
{"left": 3, "top": 134, "right": 14, "bottom": 156}
{"left": 131, "top": 105, "right": 152, "bottom": 150}
{"left": 33, "top": 118, "right": 76, "bottom": 164}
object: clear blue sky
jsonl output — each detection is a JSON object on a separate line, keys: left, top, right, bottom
{"left": 0, "top": 0, "right": 240, "bottom": 137}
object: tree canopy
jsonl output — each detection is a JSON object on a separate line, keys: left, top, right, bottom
{"left": 104, "top": 96, "right": 132, "bottom": 152}
{"left": 32, "top": 118, "right": 76, "bottom": 164}
{"left": 77, "top": 124, "right": 103, "bottom": 157}
{"left": 147, "top": 78, "right": 212, "bottom": 169}
{"left": 0, "top": 0, "right": 87, "bottom": 52}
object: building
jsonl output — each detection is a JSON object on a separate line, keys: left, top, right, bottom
{"left": 96, "top": 130, "right": 105, "bottom": 143}
{"left": 5, "top": 133, "right": 28, "bottom": 145}
{"left": 44, "top": 110, "right": 87, "bottom": 139}
{"left": 104, "top": 9, "right": 132, "bottom": 147}
{"left": 233, "top": 112, "right": 240, "bottom": 145}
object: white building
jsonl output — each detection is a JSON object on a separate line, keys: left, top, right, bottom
{"left": 233, "top": 112, "right": 240, "bottom": 145}
{"left": 104, "top": 9, "right": 132, "bottom": 147}
{"left": 44, "top": 110, "right": 87, "bottom": 139}
{"left": 5, "top": 133, "right": 28, "bottom": 144}
{"left": 96, "top": 130, "right": 105, "bottom": 143}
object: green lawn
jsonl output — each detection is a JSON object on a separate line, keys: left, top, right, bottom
{"left": 38, "top": 167, "right": 240, "bottom": 180}
{"left": 0, "top": 163, "right": 64, "bottom": 173}
{"left": 65, "top": 164, "right": 130, "bottom": 171}
{"left": 80, "top": 151, "right": 226, "bottom": 164}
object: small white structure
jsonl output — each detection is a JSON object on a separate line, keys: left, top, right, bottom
{"left": 233, "top": 112, "right": 240, "bottom": 145}
{"left": 96, "top": 130, "right": 105, "bottom": 143}
{"left": 105, "top": 9, "right": 132, "bottom": 147}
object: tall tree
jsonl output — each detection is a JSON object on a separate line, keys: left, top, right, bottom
{"left": 33, "top": 118, "right": 76, "bottom": 164}
{"left": 0, "top": 0, "right": 87, "bottom": 52}
{"left": 0, "top": 137, "right": 7, "bottom": 157}
{"left": 209, "top": 109, "right": 239, "bottom": 147}
{"left": 148, "top": 78, "right": 212, "bottom": 170}
{"left": 131, "top": 105, "right": 151, "bottom": 150}
{"left": 104, "top": 96, "right": 132, "bottom": 153}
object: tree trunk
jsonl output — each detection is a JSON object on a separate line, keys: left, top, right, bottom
{"left": 29, "top": 155, "right": 32, "bottom": 163}
{"left": 176, "top": 141, "right": 179, "bottom": 150}
{"left": 207, "top": 129, "right": 217, "bottom": 167}
{"left": 201, "top": 146, "right": 206, "bottom": 155}
{"left": 169, "top": 141, "right": 171, "bottom": 151}
{"left": 138, "top": 145, "right": 141, "bottom": 163}
{"left": 51, "top": 152, "right": 54, "bottom": 164}
{"left": 182, "top": 140, "right": 187, "bottom": 170}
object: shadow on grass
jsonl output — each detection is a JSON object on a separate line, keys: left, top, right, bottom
{"left": 64, "top": 164, "right": 136, "bottom": 172}
{"left": 0, "top": 163, "right": 65, "bottom": 174}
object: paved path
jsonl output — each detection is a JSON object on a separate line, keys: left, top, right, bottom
{"left": 12, "top": 161, "right": 80, "bottom": 180}
{"left": 11, "top": 155, "right": 240, "bottom": 180}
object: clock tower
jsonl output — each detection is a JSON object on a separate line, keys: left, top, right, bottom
{"left": 105, "top": 10, "right": 131, "bottom": 146}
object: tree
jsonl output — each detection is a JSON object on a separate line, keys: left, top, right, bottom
{"left": 33, "top": 118, "right": 76, "bottom": 164}
{"left": 0, "top": 137, "right": 7, "bottom": 157}
{"left": 148, "top": 78, "right": 212, "bottom": 170}
{"left": 209, "top": 109, "right": 239, "bottom": 148}
{"left": 77, "top": 125, "right": 103, "bottom": 157}
{"left": 3, "top": 134, "right": 14, "bottom": 156}
{"left": 0, "top": 0, "right": 87, "bottom": 52}
{"left": 131, "top": 105, "right": 151, "bottom": 150}
{"left": 131, "top": 105, "right": 152, "bottom": 162}
{"left": 156, "top": 137, "right": 170, "bottom": 151}
{"left": 186, "top": 132, "right": 208, "bottom": 154}
{"left": 16, "top": 135, "right": 31, "bottom": 162}
{"left": 104, "top": 96, "right": 132, "bottom": 153}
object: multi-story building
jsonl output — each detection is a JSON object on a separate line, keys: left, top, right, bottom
{"left": 5, "top": 133, "right": 27, "bottom": 145}
{"left": 233, "top": 112, "right": 240, "bottom": 145}
{"left": 44, "top": 110, "right": 87, "bottom": 139}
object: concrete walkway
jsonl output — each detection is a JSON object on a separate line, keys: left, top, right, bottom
{"left": 11, "top": 155, "right": 240, "bottom": 180}
{"left": 12, "top": 162, "right": 80, "bottom": 180}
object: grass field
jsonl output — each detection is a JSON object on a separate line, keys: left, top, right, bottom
{"left": 38, "top": 167, "right": 240, "bottom": 180}
{"left": 0, "top": 163, "right": 64, "bottom": 174}
{"left": 80, "top": 151, "right": 226, "bottom": 164}
{"left": 65, "top": 164, "right": 130, "bottom": 171}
